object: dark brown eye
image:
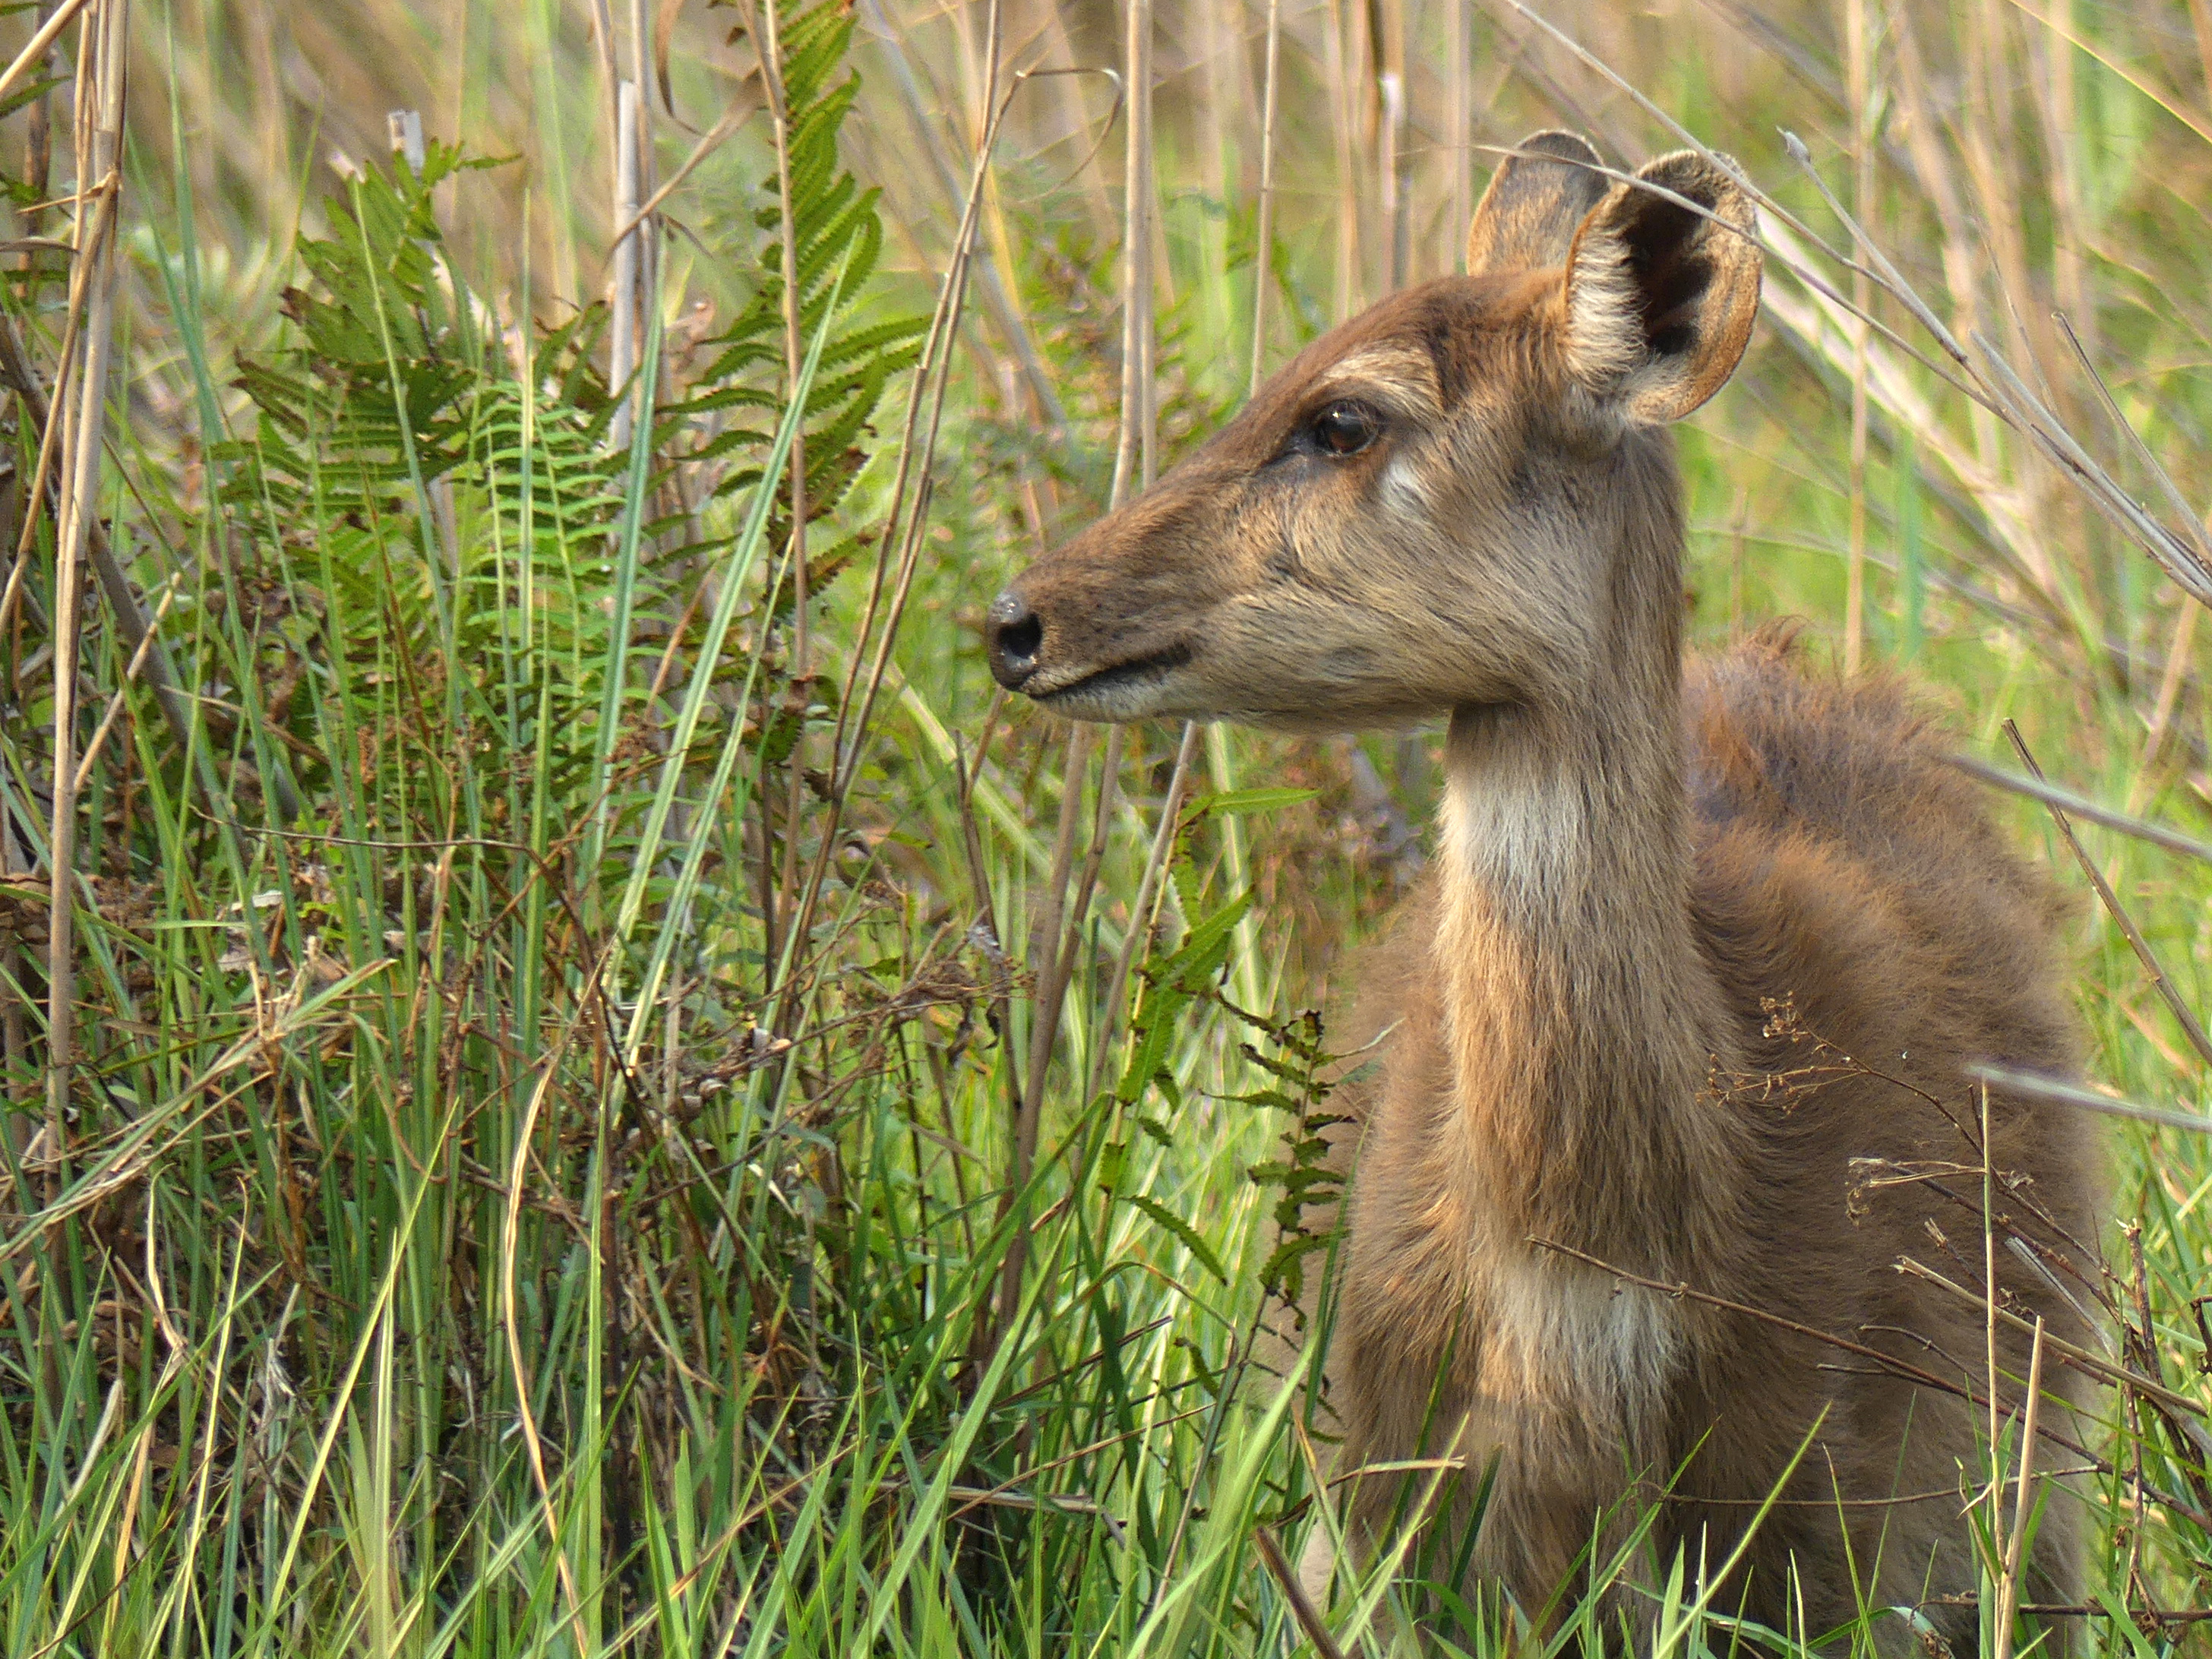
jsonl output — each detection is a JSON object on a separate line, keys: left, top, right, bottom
{"left": 1311, "top": 400, "right": 1379, "bottom": 457}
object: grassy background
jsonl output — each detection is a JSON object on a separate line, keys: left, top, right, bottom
{"left": 5, "top": 0, "right": 2212, "bottom": 1652}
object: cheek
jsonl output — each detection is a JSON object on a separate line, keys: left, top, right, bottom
{"left": 1275, "top": 466, "right": 1388, "bottom": 582}
{"left": 1209, "top": 587, "right": 1370, "bottom": 675}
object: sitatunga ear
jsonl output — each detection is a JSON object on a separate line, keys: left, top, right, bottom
{"left": 1465, "top": 130, "right": 1610, "bottom": 276}
{"left": 1559, "top": 150, "right": 1762, "bottom": 425}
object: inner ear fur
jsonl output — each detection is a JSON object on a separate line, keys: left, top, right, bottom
{"left": 1465, "top": 130, "right": 1610, "bottom": 276}
{"left": 1559, "top": 150, "right": 1762, "bottom": 425}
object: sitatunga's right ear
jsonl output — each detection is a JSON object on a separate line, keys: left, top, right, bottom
{"left": 1465, "top": 130, "right": 1610, "bottom": 276}
{"left": 1559, "top": 149, "right": 1762, "bottom": 425}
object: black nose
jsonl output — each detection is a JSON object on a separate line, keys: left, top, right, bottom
{"left": 987, "top": 589, "right": 1043, "bottom": 689}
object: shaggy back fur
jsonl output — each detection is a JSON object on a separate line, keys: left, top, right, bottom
{"left": 982, "top": 131, "right": 2104, "bottom": 1647}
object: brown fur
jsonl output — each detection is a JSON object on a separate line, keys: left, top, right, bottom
{"left": 983, "top": 133, "right": 2104, "bottom": 1647}
{"left": 1313, "top": 636, "right": 2098, "bottom": 1643}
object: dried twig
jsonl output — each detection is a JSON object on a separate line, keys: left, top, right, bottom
{"left": 1922, "top": 1597, "right": 2212, "bottom": 1624}
{"left": 1254, "top": 1524, "right": 1347, "bottom": 1659}
{"left": 1895, "top": 1257, "right": 2200, "bottom": 1418}
{"left": 1967, "top": 1063, "right": 2212, "bottom": 1136}
{"left": 611, "top": 97, "right": 758, "bottom": 247}
{"left": 1947, "top": 755, "right": 2212, "bottom": 864}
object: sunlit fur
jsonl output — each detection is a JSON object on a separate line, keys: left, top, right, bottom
{"left": 987, "top": 137, "right": 2102, "bottom": 1648}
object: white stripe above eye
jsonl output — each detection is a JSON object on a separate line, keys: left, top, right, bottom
{"left": 1309, "top": 345, "right": 1441, "bottom": 414}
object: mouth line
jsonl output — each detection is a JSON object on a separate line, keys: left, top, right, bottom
{"left": 1026, "top": 640, "right": 1193, "bottom": 703}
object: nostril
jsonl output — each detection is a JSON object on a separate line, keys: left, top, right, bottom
{"left": 987, "top": 590, "right": 1044, "bottom": 687}
{"left": 999, "top": 611, "right": 1041, "bottom": 665}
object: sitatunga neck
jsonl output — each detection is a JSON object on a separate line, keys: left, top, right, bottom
{"left": 1435, "top": 688, "right": 1743, "bottom": 1280}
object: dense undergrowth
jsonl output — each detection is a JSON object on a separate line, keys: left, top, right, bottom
{"left": 4, "top": 0, "right": 2212, "bottom": 1654}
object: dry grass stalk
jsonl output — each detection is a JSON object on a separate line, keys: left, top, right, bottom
{"left": 1843, "top": 0, "right": 1872, "bottom": 675}
{"left": 1110, "top": 0, "right": 1154, "bottom": 504}
{"left": 0, "top": 0, "right": 85, "bottom": 113}
{"left": 45, "top": 0, "right": 125, "bottom": 1174}
{"left": 2059, "top": 312, "right": 2212, "bottom": 590}
{"left": 1218, "top": 0, "right": 1291, "bottom": 1013}
{"left": 626, "top": 0, "right": 656, "bottom": 205}
{"left": 1898, "top": 1256, "right": 2201, "bottom": 1418}
{"left": 0, "top": 283, "right": 210, "bottom": 809}
{"left": 1249, "top": 0, "right": 1281, "bottom": 400}
{"left": 1996, "top": 1314, "right": 2046, "bottom": 1659}
{"left": 2006, "top": 0, "right": 2212, "bottom": 150}
{"left": 1448, "top": 0, "right": 1471, "bottom": 248}
{"left": 2134, "top": 599, "right": 2201, "bottom": 811}
{"left": 770, "top": 0, "right": 1016, "bottom": 1354}
{"left": 1891, "top": 9, "right": 2005, "bottom": 477}
{"left": 1980, "top": 1078, "right": 2005, "bottom": 1579}
{"left": 1944, "top": 755, "right": 2212, "bottom": 864}
{"left": 1253, "top": 1522, "right": 1349, "bottom": 1659}
{"left": 857, "top": 0, "right": 1063, "bottom": 427}
{"left": 70, "top": 574, "right": 182, "bottom": 792}
{"left": 1967, "top": 1061, "right": 2212, "bottom": 1136}
{"left": 501, "top": 948, "right": 620, "bottom": 1657}
{"left": 1326, "top": 0, "right": 1356, "bottom": 323}
{"left": 2191, "top": 0, "right": 2212, "bottom": 96}
{"left": 608, "top": 79, "right": 641, "bottom": 452}
{"left": 0, "top": 285, "right": 81, "bottom": 623}
{"left": 615, "top": 97, "right": 757, "bottom": 245}
{"left": 993, "top": 714, "right": 1092, "bottom": 1346}
{"left": 386, "top": 106, "right": 423, "bottom": 169}
{"left": 1378, "top": 0, "right": 1406, "bottom": 289}
{"left": 20, "top": 2, "right": 50, "bottom": 248}
{"left": 824, "top": 14, "right": 1006, "bottom": 764}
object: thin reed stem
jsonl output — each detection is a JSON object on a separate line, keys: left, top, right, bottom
{"left": 45, "top": 0, "right": 123, "bottom": 1175}
{"left": 1449, "top": 0, "right": 1471, "bottom": 256}
{"left": 1110, "top": 0, "right": 1153, "bottom": 504}
{"left": 1844, "top": 0, "right": 1872, "bottom": 675}
{"left": 1994, "top": 1314, "right": 2048, "bottom": 1659}
{"left": 608, "top": 80, "right": 640, "bottom": 451}
{"left": 1249, "top": 0, "right": 1280, "bottom": 400}
{"left": 1326, "top": 0, "right": 1357, "bottom": 324}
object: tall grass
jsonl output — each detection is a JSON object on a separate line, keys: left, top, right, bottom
{"left": 4, "top": 0, "right": 2212, "bottom": 1653}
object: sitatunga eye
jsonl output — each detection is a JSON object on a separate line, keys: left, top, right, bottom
{"left": 1311, "top": 400, "right": 1379, "bottom": 457}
